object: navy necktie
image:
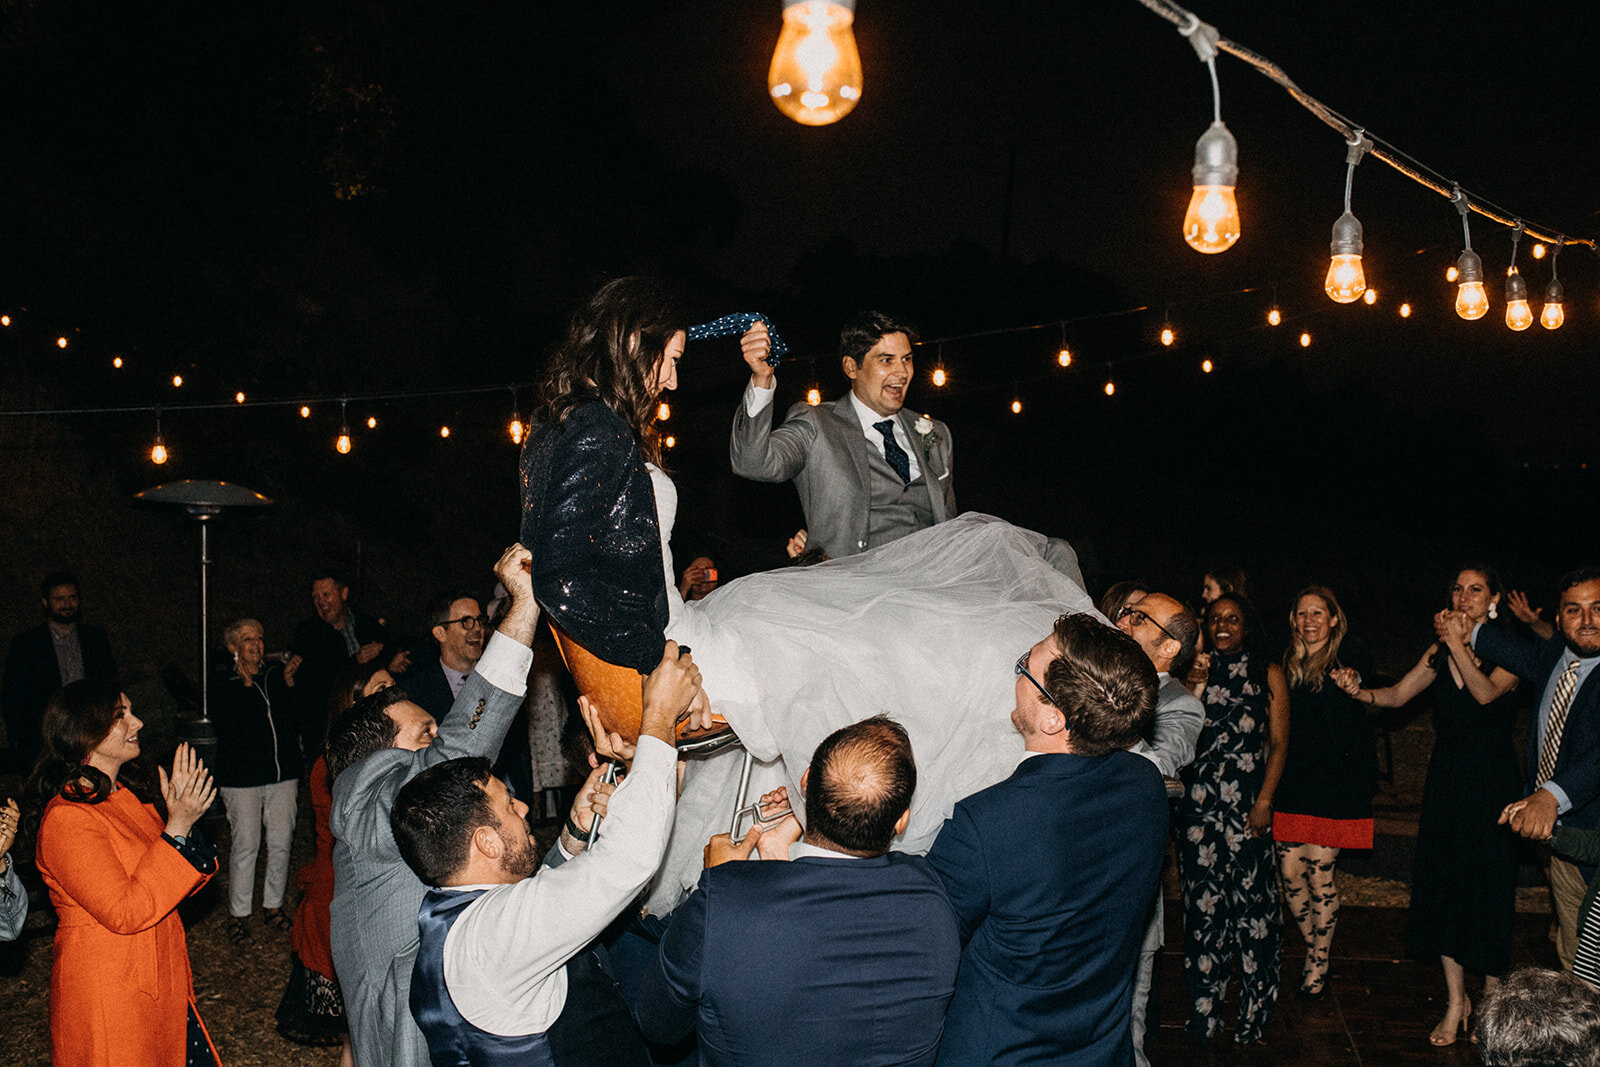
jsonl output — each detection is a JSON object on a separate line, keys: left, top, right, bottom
{"left": 687, "top": 313, "right": 788, "bottom": 368}
{"left": 873, "top": 420, "right": 911, "bottom": 483}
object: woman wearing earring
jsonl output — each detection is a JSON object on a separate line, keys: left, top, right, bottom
{"left": 1271, "top": 585, "right": 1375, "bottom": 999}
{"left": 1336, "top": 565, "right": 1520, "bottom": 1046}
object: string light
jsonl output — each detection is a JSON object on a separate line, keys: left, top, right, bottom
{"left": 664, "top": 435, "right": 677, "bottom": 449}
{"left": 1010, "top": 398, "right": 1023, "bottom": 415}
{"left": 1446, "top": 265, "right": 1459, "bottom": 283}
{"left": 510, "top": 389, "right": 526, "bottom": 444}
{"left": 1299, "top": 331, "right": 1312, "bottom": 347}
{"left": 56, "top": 336, "right": 67, "bottom": 349}
{"left": 806, "top": 386, "right": 822, "bottom": 405}
{"left": 367, "top": 415, "right": 378, "bottom": 429}
{"left": 1104, "top": 377, "right": 1116, "bottom": 396}
{"left": 439, "top": 425, "right": 451, "bottom": 439}
{"left": 931, "top": 368, "right": 947, "bottom": 387}
{"left": 1324, "top": 133, "right": 1370, "bottom": 303}
{"left": 1267, "top": 307, "right": 1281, "bottom": 326}
{"left": 336, "top": 400, "right": 352, "bottom": 454}
{"left": 1362, "top": 289, "right": 1378, "bottom": 305}
{"left": 112, "top": 356, "right": 123, "bottom": 369}
{"left": 1055, "top": 322, "right": 1072, "bottom": 367}
{"left": 150, "top": 411, "right": 168, "bottom": 465}
{"left": 768, "top": 0, "right": 862, "bottom": 126}
{"left": 299, "top": 405, "right": 312, "bottom": 418}
{"left": 1504, "top": 224, "right": 1533, "bottom": 331}
{"left": 1532, "top": 243, "right": 1547, "bottom": 259}
{"left": 235, "top": 392, "right": 246, "bottom": 404}
{"left": 1399, "top": 302, "right": 1412, "bottom": 318}
{"left": 1160, "top": 325, "right": 1175, "bottom": 347}
{"left": 1, "top": 315, "right": 10, "bottom": 326}
{"left": 1201, "top": 358, "right": 1214, "bottom": 373}
{"left": 1179, "top": 18, "right": 1240, "bottom": 254}
{"left": 172, "top": 375, "right": 183, "bottom": 388}
{"left": 656, "top": 401, "right": 671, "bottom": 421}
{"left": 1541, "top": 242, "right": 1564, "bottom": 330}
{"left": 1452, "top": 188, "right": 1490, "bottom": 320}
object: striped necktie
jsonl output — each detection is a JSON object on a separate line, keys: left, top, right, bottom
{"left": 1536, "top": 657, "right": 1585, "bottom": 785}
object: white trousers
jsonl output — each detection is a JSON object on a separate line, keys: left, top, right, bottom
{"left": 220, "top": 780, "right": 298, "bottom": 918}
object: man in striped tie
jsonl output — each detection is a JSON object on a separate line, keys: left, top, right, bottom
{"left": 1472, "top": 567, "right": 1600, "bottom": 971}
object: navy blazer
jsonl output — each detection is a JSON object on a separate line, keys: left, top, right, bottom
{"left": 635, "top": 851, "right": 961, "bottom": 1067}
{"left": 2, "top": 622, "right": 118, "bottom": 772}
{"left": 401, "top": 657, "right": 455, "bottom": 723}
{"left": 1475, "top": 626, "right": 1600, "bottom": 830}
{"left": 927, "top": 751, "right": 1169, "bottom": 1066}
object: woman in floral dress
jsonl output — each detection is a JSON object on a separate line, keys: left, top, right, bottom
{"left": 1176, "top": 593, "right": 1289, "bottom": 1044}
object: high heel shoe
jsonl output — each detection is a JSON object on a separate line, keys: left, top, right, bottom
{"left": 1428, "top": 997, "right": 1471, "bottom": 1047}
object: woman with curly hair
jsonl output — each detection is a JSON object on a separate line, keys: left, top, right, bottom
{"left": 25, "top": 679, "right": 221, "bottom": 1065}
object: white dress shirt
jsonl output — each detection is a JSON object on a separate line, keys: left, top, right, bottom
{"left": 744, "top": 380, "right": 921, "bottom": 480}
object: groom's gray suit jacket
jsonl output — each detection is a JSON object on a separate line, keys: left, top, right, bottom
{"left": 329, "top": 632, "right": 531, "bottom": 1067}
{"left": 731, "top": 395, "right": 956, "bottom": 559}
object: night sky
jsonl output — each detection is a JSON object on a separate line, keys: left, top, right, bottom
{"left": 2, "top": 0, "right": 1598, "bottom": 666}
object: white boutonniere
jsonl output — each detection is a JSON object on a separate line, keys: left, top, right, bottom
{"left": 913, "top": 414, "right": 942, "bottom": 450}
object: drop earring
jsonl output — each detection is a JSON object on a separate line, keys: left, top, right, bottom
{"left": 1488, "top": 601, "right": 1498, "bottom": 620}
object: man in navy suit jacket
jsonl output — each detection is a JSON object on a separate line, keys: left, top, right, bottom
{"left": 1475, "top": 566, "right": 1600, "bottom": 971}
{"left": 636, "top": 716, "right": 961, "bottom": 1066}
{"left": 927, "top": 613, "right": 1169, "bottom": 1066}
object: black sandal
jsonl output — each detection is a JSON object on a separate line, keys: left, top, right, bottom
{"left": 263, "top": 908, "right": 293, "bottom": 933}
{"left": 226, "top": 917, "right": 252, "bottom": 944}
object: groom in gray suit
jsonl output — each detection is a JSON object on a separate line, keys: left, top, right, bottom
{"left": 326, "top": 544, "right": 540, "bottom": 1067}
{"left": 731, "top": 311, "right": 955, "bottom": 559}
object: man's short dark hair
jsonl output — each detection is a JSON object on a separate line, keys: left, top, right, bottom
{"left": 1045, "top": 614, "right": 1158, "bottom": 758}
{"left": 429, "top": 593, "right": 479, "bottom": 631}
{"left": 804, "top": 716, "right": 916, "bottom": 856}
{"left": 325, "top": 686, "right": 412, "bottom": 782}
{"left": 1477, "top": 967, "right": 1600, "bottom": 1066}
{"left": 391, "top": 757, "right": 497, "bottom": 888}
{"left": 1558, "top": 566, "right": 1600, "bottom": 599}
{"left": 840, "top": 310, "right": 917, "bottom": 367}
{"left": 310, "top": 567, "right": 350, "bottom": 589}
{"left": 41, "top": 570, "right": 78, "bottom": 598}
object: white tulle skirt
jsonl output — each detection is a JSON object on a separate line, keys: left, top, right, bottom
{"left": 645, "top": 513, "right": 1099, "bottom": 913}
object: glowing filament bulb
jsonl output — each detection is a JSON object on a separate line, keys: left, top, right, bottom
{"left": 1454, "top": 250, "right": 1489, "bottom": 320}
{"left": 172, "top": 375, "right": 184, "bottom": 387}
{"left": 235, "top": 392, "right": 246, "bottom": 403}
{"left": 1010, "top": 399, "right": 1022, "bottom": 415}
{"left": 1324, "top": 210, "right": 1366, "bottom": 304}
{"left": 1299, "top": 332, "right": 1312, "bottom": 348}
{"left": 1183, "top": 122, "right": 1240, "bottom": 254}
{"left": 367, "top": 416, "right": 378, "bottom": 429}
{"left": 1446, "top": 265, "right": 1460, "bottom": 283}
{"left": 299, "top": 405, "right": 312, "bottom": 418}
{"left": 1267, "top": 308, "right": 1281, "bottom": 327}
{"left": 931, "top": 368, "right": 947, "bottom": 387}
{"left": 806, "top": 387, "right": 822, "bottom": 405}
{"left": 509, "top": 418, "right": 525, "bottom": 444}
{"left": 0, "top": 315, "right": 10, "bottom": 326}
{"left": 664, "top": 435, "right": 677, "bottom": 449}
{"left": 1057, "top": 347, "right": 1072, "bottom": 368}
{"left": 112, "top": 356, "right": 124, "bottom": 368}
{"left": 1532, "top": 243, "right": 1547, "bottom": 259}
{"left": 1542, "top": 275, "right": 1565, "bottom": 330}
{"left": 440, "top": 426, "right": 451, "bottom": 438}
{"left": 1363, "top": 289, "right": 1378, "bottom": 306}
{"left": 1104, "top": 379, "right": 1116, "bottom": 396}
{"left": 150, "top": 436, "right": 168, "bottom": 464}
{"left": 768, "top": 0, "right": 862, "bottom": 127}
{"left": 56, "top": 336, "right": 67, "bottom": 349}
{"left": 336, "top": 431, "right": 352, "bottom": 454}
{"left": 1201, "top": 358, "right": 1213, "bottom": 373}
{"left": 657, "top": 402, "right": 671, "bottom": 421}
{"left": 1399, "top": 303, "right": 1412, "bottom": 318}
{"left": 1160, "top": 327, "right": 1175, "bottom": 347}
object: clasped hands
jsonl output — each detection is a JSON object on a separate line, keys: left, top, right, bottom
{"left": 1500, "top": 790, "right": 1560, "bottom": 841}
{"left": 704, "top": 786, "right": 802, "bottom": 868}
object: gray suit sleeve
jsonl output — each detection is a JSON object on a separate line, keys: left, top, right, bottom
{"left": 730, "top": 398, "right": 816, "bottom": 483}
{"left": 1135, "top": 682, "right": 1204, "bottom": 777}
{"left": 0, "top": 856, "right": 26, "bottom": 941}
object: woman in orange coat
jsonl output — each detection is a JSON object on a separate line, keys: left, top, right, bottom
{"left": 24, "top": 679, "right": 222, "bottom": 1066}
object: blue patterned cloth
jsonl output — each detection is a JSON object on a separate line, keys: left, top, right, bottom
{"left": 688, "top": 313, "right": 788, "bottom": 368}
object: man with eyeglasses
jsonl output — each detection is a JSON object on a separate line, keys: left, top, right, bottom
{"left": 1113, "top": 592, "right": 1204, "bottom": 1067}
{"left": 404, "top": 595, "right": 490, "bottom": 722}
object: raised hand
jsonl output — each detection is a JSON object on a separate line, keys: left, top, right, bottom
{"left": 741, "top": 321, "right": 774, "bottom": 389}
{"left": 704, "top": 830, "right": 762, "bottom": 868}
{"left": 640, "top": 642, "right": 703, "bottom": 742}
{"left": 494, "top": 543, "right": 534, "bottom": 601}
{"left": 752, "top": 787, "right": 802, "bottom": 861}
{"left": 1329, "top": 667, "right": 1362, "bottom": 697}
{"left": 785, "top": 529, "right": 808, "bottom": 559}
{"left": 0, "top": 798, "right": 19, "bottom": 857}
{"left": 560, "top": 761, "right": 621, "bottom": 855}
{"left": 159, "top": 743, "right": 216, "bottom": 839}
{"left": 282, "top": 653, "right": 303, "bottom": 687}
{"left": 1507, "top": 589, "right": 1542, "bottom": 626}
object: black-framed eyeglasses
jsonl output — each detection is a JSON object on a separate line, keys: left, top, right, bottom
{"left": 1116, "top": 604, "right": 1179, "bottom": 645}
{"left": 443, "top": 614, "right": 489, "bottom": 632}
{"left": 1015, "top": 650, "right": 1056, "bottom": 706}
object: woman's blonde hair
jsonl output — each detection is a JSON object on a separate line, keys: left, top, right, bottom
{"left": 1284, "top": 585, "right": 1346, "bottom": 691}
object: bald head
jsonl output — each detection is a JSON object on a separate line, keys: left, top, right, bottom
{"left": 1114, "top": 592, "right": 1198, "bottom": 673}
{"left": 802, "top": 716, "right": 916, "bottom": 857}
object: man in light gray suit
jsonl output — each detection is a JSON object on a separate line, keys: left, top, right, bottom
{"left": 730, "top": 311, "right": 955, "bottom": 559}
{"left": 1114, "top": 590, "right": 1205, "bottom": 1067}
{"left": 327, "top": 543, "right": 540, "bottom": 1067}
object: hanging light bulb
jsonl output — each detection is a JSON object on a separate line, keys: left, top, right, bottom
{"left": 56, "top": 336, "right": 68, "bottom": 349}
{"left": 367, "top": 415, "right": 378, "bottom": 429}
{"left": 1539, "top": 242, "right": 1565, "bottom": 330}
{"left": 1160, "top": 326, "right": 1175, "bottom": 347}
{"left": 1179, "top": 19, "right": 1239, "bottom": 253}
{"left": 150, "top": 411, "right": 168, "bottom": 465}
{"left": 1267, "top": 307, "right": 1281, "bottom": 327}
{"left": 440, "top": 425, "right": 451, "bottom": 439}
{"left": 931, "top": 368, "right": 947, "bottom": 387}
{"left": 1299, "top": 331, "right": 1312, "bottom": 347}
{"left": 1452, "top": 188, "right": 1489, "bottom": 320}
{"left": 1010, "top": 398, "right": 1022, "bottom": 415}
{"left": 510, "top": 416, "right": 525, "bottom": 444}
{"left": 235, "top": 391, "right": 246, "bottom": 403}
{"left": 1504, "top": 224, "right": 1533, "bottom": 331}
{"left": 1446, "top": 264, "right": 1459, "bottom": 283}
{"left": 806, "top": 386, "right": 822, "bottom": 405}
{"left": 1399, "top": 302, "right": 1412, "bottom": 318}
{"left": 1324, "top": 133, "right": 1370, "bottom": 303}
{"left": 1056, "top": 347, "right": 1072, "bottom": 368}
{"left": 768, "top": 0, "right": 862, "bottom": 126}
{"left": 112, "top": 356, "right": 124, "bottom": 368}
{"left": 336, "top": 400, "right": 352, "bottom": 454}
{"left": 300, "top": 405, "right": 312, "bottom": 418}
{"left": 171, "top": 375, "right": 184, "bottom": 388}
{"left": 664, "top": 435, "right": 677, "bottom": 449}
{"left": 0, "top": 315, "right": 10, "bottom": 326}
{"left": 1363, "top": 289, "right": 1378, "bottom": 305}
{"left": 1201, "top": 358, "right": 1214, "bottom": 373}
{"left": 1103, "top": 378, "right": 1116, "bottom": 396}
{"left": 1532, "top": 242, "right": 1547, "bottom": 259}
{"left": 657, "top": 401, "right": 671, "bottom": 421}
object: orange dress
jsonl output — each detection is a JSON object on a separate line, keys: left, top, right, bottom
{"left": 35, "top": 787, "right": 220, "bottom": 1066}
{"left": 288, "top": 756, "right": 336, "bottom": 980}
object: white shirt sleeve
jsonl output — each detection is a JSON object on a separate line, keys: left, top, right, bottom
{"left": 744, "top": 379, "right": 776, "bottom": 417}
{"left": 442, "top": 735, "right": 679, "bottom": 1035}
{"left": 472, "top": 630, "right": 535, "bottom": 697}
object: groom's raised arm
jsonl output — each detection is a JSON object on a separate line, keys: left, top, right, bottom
{"left": 431, "top": 544, "right": 537, "bottom": 763}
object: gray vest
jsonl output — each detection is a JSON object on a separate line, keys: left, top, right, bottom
{"left": 865, "top": 445, "right": 936, "bottom": 550}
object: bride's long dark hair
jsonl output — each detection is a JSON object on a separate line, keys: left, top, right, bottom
{"left": 532, "top": 277, "right": 683, "bottom": 467}
{"left": 21, "top": 679, "right": 162, "bottom": 843}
